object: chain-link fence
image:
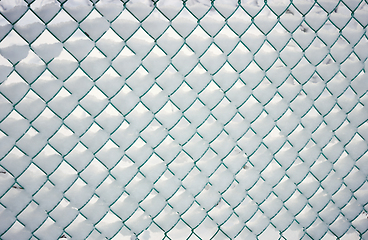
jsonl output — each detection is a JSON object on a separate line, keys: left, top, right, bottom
{"left": 0, "top": 0, "right": 367, "bottom": 239}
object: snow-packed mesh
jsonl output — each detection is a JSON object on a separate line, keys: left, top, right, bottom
{"left": 0, "top": 0, "right": 368, "bottom": 239}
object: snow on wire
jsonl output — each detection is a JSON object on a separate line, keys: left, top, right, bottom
{"left": 0, "top": 0, "right": 368, "bottom": 239}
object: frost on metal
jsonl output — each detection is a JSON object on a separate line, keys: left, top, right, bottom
{"left": 0, "top": 0, "right": 368, "bottom": 239}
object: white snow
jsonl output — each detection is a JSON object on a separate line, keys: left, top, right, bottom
{"left": 0, "top": 30, "right": 29, "bottom": 64}
{"left": 31, "top": 0, "right": 60, "bottom": 23}
{"left": 80, "top": 9, "right": 110, "bottom": 41}
{"left": 0, "top": 0, "right": 28, "bottom": 24}
{"left": 80, "top": 51, "right": 110, "bottom": 80}
{"left": 31, "top": 30, "right": 63, "bottom": 63}
{"left": 0, "top": 0, "right": 368, "bottom": 239}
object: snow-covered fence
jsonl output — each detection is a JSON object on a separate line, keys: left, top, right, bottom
{"left": 0, "top": 0, "right": 368, "bottom": 239}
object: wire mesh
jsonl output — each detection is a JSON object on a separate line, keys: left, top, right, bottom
{"left": 0, "top": 0, "right": 368, "bottom": 239}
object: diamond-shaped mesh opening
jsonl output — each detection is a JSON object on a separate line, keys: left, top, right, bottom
{"left": 1, "top": 0, "right": 368, "bottom": 239}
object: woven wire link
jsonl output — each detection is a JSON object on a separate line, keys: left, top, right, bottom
{"left": 0, "top": 0, "right": 368, "bottom": 239}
